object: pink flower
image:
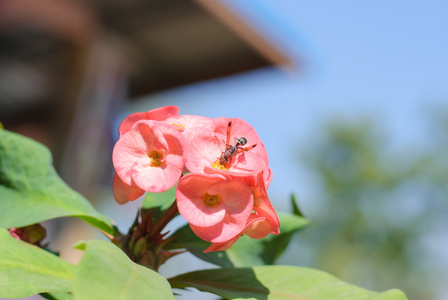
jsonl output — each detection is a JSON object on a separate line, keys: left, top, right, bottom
{"left": 235, "top": 171, "right": 280, "bottom": 234}
{"left": 203, "top": 170, "right": 280, "bottom": 252}
{"left": 175, "top": 173, "right": 254, "bottom": 243}
{"left": 113, "top": 120, "right": 185, "bottom": 195}
{"left": 112, "top": 106, "right": 279, "bottom": 253}
{"left": 118, "top": 106, "right": 179, "bottom": 138}
{"left": 186, "top": 118, "right": 268, "bottom": 176}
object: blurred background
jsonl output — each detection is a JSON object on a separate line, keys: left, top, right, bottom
{"left": 1, "top": 0, "right": 447, "bottom": 299}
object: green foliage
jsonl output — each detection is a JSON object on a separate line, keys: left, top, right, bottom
{"left": 142, "top": 184, "right": 177, "bottom": 222}
{"left": 0, "top": 228, "right": 75, "bottom": 298}
{"left": 0, "top": 129, "right": 116, "bottom": 235}
{"left": 142, "top": 184, "right": 177, "bottom": 210}
{"left": 72, "top": 240, "right": 175, "bottom": 300}
{"left": 291, "top": 194, "right": 305, "bottom": 217}
{"left": 169, "top": 266, "right": 407, "bottom": 300}
{"left": 166, "top": 223, "right": 235, "bottom": 267}
{"left": 0, "top": 129, "right": 410, "bottom": 299}
{"left": 166, "top": 213, "right": 308, "bottom": 267}
{"left": 226, "top": 214, "right": 308, "bottom": 267}
{"left": 299, "top": 119, "right": 448, "bottom": 300}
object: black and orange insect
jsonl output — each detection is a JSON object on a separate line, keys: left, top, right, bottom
{"left": 215, "top": 121, "right": 257, "bottom": 169}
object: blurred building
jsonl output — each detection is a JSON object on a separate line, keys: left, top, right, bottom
{"left": 0, "top": 0, "right": 293, "bottom": 195}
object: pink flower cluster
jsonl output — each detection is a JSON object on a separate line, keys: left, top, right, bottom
{"left": 112, "top": 106, "right": 280, "bottom": 252}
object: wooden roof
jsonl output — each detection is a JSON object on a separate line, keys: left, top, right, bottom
{"left": 94, "top": 0, "right": 292, "bottom": 96}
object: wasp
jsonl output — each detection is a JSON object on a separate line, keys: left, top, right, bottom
{"left": 215, "top": 121, "right": 257, "bottom": 169}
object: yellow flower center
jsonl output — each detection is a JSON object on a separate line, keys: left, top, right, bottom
{"left": 212, "top": 160, "right": 229, "bottom": 171}
{"left": 171, "top": 123, "right": 185, "bottom": 132}
{"left": 203, "top": 193, "right": 221, "bottom": 208}
{"left": 149, "top": 150, "right": 163, "bottom": 167}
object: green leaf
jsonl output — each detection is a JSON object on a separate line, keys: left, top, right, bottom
{"left": 169, "top": 266, "right": 408, "bottom": 300}
{"left": 72, "top": 240, "right": 175, "bottom": 300}
{"left": 226, "top": 214, "right": 308, "bottom": 267}
{"left": 0, "top": 228, "right": 75, "bottom": 298}
{"left": 166, "top": 223, "right": 235, "bottom": 268}
{"left": 291, "top": 194, "right": 305, "bottom": 217}
{"left": 166, "top": 214, "right": 308, "bottom": 267}
{"left": 0, "top": 130, "right": 116, "bottom": 235}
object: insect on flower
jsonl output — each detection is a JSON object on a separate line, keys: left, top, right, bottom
{"left": 214, "top": 121, "right": 257, "bottom": 169}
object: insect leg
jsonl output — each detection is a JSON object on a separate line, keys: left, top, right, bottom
{"left": 235, "top": 144, "right": 257, "bottom": 154}
{"left": 226, "top": 121, "right": 232, "bottom": 147}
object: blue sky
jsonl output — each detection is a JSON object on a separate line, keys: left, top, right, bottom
{"left": 120, "top": 1, "right": 448, "bottom": 298}
{"left": 130, "top": 0, "right": 448, "bottom": 214}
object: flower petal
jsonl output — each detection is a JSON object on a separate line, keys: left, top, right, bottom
{"left": 253, "top": 172, "right": 280, "bottom": 233}
{"left": 203, "top": 235, "right": 240, "bottom": 253}
{"left": 244, "top": 215, "right": 274, "bottom": 239}
{"left": 131, "top": 158, "right": 182, "bottom": 193}
{"left": 189, "top": 204, "right": 252, "bottom": 243}
{"left": 112, "top": 173, "right": 144, "bottom": 204}
{"left": 165, "top": 115, "right": 216, "bottom": 143}
{"left": 207, "top": 180, "right": 253, "bottom": 218}
{"left": 118, "top": 106, "right": 179, "bottom": 137}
